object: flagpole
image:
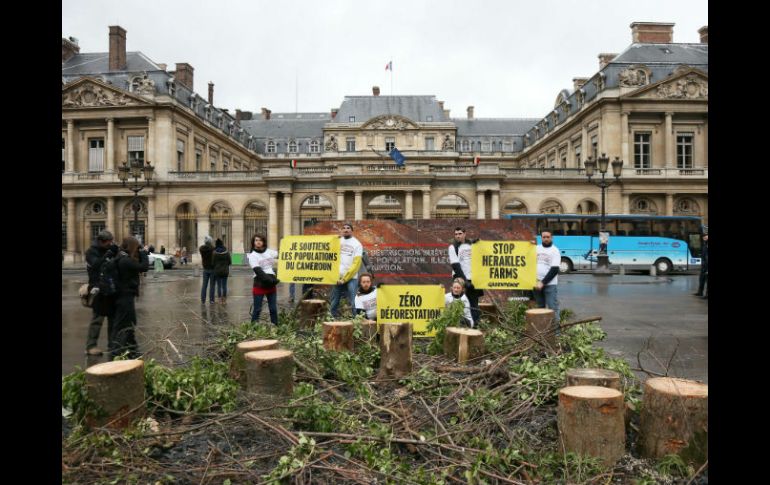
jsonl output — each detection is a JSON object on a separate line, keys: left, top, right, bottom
{"left": 390, "top": 57, "right": 393, "bottom": 95}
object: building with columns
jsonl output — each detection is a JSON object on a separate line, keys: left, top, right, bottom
{"left": 62, "top": 22, "right": 707, "bottom": 263}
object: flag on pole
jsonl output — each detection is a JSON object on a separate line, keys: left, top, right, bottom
{"left": 473, "top": 156, "right": 481, "bottom": 166}
{"left": 390, "top": 147, "right": 406, "bottom": 167}
{"left": 385, "top": 61, "right": 392, "bottom": 71}
{"left": 290, "top": 159, "right": 297, "bottom": 168}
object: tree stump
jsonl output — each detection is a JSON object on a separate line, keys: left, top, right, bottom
{"left": 444, "top": 327, "right": 485, "bottom": 364}
{"left": 323, "top": 321, "right": 354, "bottom": 351}
{"left": 230, "top": 339, "right": 280, "bottom": 386}
{"left": 566, "top": 368, "right": 622, "bottom": 391}
{"left": 525, "top": 308, "right": 557, "bottom": 348}
{"left": 558, "top": 385, "right": 625, "bottom": 467}
{"left": 639, "top": 377, "right": 708, "bottom": 465}
{"left": 299, "top": 299, "right": 327, "bottom": 329}
{"left": 478, "top": 302, "right": 499, "bottom": 325}
{"left": 84, "top": 360, "right": 145, "bottom": 429}
{"left": 359, "top": 321, "right": 378, "bottom": 342}
{"left": 244, "top": 349, "right": 295, "bottom": 399}
{"left": 378, "top": 322, "right": 412, "bottom": 379}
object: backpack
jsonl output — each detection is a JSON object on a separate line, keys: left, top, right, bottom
{"left": 97, "top": 253, "right": 121, "bottom": 297}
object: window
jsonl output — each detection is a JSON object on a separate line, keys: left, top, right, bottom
{"left": 426, "top": 115, "right": 433, "bottom": 122}
{"left": 349, "top": 116, "right": 355, "bottom": 122}
{"left": 306, "top": 195, "right": 320, "bottom": 205}
{"left": 62, "top": 221, "right": 67, "bottom": 250}
{"left": 310, "top": 140, "right": 319, "bottom": 153}
{"left": 636, "top": 199, "right": 649, "bottom": 211}
{"left": 560, "top": 149, "right": 567, "bottom": 168}
{"left": 574, "top": 144, "right": 582, "bottom": 165}
{"left": 288, "top": 140, "right": 297, "bottom": 153}
{"left": 176, "top": 140, "right": 185, "bottom": 171}
{"left": 127, "top": 136, "right": 145, "bottom": 168}
{"left": 346, "top": 137, "right": 356, "bottom": 152}
{"left": 223, "top": 158, "right": 230, "bottom": 171}
{"left": 634, "top": 132, "right": 651, "bottom": 169}
{"left": 677, "top": 133, "right": 694, "bottom": 169}
{"left": 88, "top": 139, "right": 104, "bottom": 172}
{"left": 385, "top": 137, "right": 395, "bottom": 152}
{"left": 503, "top": 141, "right": 512, "bottom": 152}
{"left": 267, "top": 141, "right": 275, "bottom": 153}
{"left": 384, "top": 195, "right": 398, "bottom": 204}
{"left": 130, "top": 221, "right": 145, "bottom": 244}
{"left": 62, "top": 138, "right": 65, "bottom": 173}
{"left": 462, "top": 140, "right": 470, "bottom": 151}
{"left": 91, "top": 221, "right": 106, "bottom": 242}
{"left": 425, "top": 137, "right": 434, "bottom": 151}
{"left": 591, "top": 135, "right": 598, "bottom": 158}
{"left": 482, "top": 142, "right": 490, "bottom": 152}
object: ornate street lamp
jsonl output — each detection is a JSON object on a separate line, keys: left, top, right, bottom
{"left": 118, "top": 161, "right": 154, "bottom": 243}
{"left": 584, "top": 153, "right": 623, "bottom": 275}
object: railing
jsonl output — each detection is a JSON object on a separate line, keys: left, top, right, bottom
{"left": 430, "top": 166, "right": 473, "bottom": 173}
{"left": 367, "top": 165, "right": 405, "bottom": 172}
{"left": 167, "top": 170, "right": 266, "bottom": 181}
{"left": 501, "top": 168, "right": 586, "bottom": 178}
{"left": 296, "top": 166, "right": 336, "bottom": 174}
{"left": 633, "top": 168, "right": 662, "bottom": 175}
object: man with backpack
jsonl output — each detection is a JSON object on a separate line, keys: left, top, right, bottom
{"left": 84, "top": 230, "right": 119, "bottom": 356}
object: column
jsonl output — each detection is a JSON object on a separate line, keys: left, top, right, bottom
{"left": 66, "top": 120, "right": 75, "bottom": 172}
{"left": 622, "top": 194, "right": 630, "bottom": 215}
{"left": 405, "top": 191, "right": 413, "bottom": 220}
{"left": 268, "top": 192, "right": 279, "bottom": 249}
{"left": 187, "top": 127, "right": 195, "bottom": 171}
{"left": 581, "top": 124, "right": 589, "bottom": 163}
{"left": 422, "top": 191, "right": 431, "bottom": 219}
{"left": 283, "top": 192, "right": 292, "bottom": 240}
{"left": 205, "top": 141, "right": 211, "bottom": 172}
{"left": 354, "top": 191, "right": 363, "bottom": 220}
{"left": 665, "top": 194, "right": 674, "bottom": 216}
{"left": 337, "top": 191, "right": 346, "bottom": 220}
{"left": 566, "top": 139, "right": 573, "bottom": 168}
{"left": 67, "top": 198, "right": 76, "bottom": 253}
{"left": 146, "top": 117, "right": 155, "bottom": 164}
{"left": 196, "top": 214, "right": 208, "bottom": 249}
{"left": 477, "top": 191, "right": 486, "bottom": 220}
{"left": 491, "top": 191, "right": 500, "bottom": 219}
{"left": 621, "top": 111, "right": 630, "bottom": 166}
{"left": 702, "top": 120, "right": 708, "bottom": 168}
{"left": 147, "top": 196, "right": 156, "bottom": 246}
{"left": 232, "top": 213, "right": 244, "bottom": 254}
{"left": 664, "top": 112, "right": 674, "bottom": 169}
{"left": 106, "top": 118, "right": 115, "bottom": 172}
{"left": 107, "top": 197, "right": 116, "bottom": 235}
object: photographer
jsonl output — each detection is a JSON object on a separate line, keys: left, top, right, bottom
{"left": 448, "top": 227, "right": 481, "bottom": 326}
{"left": 84, "top": 230, "right": 119, "bottom": 356}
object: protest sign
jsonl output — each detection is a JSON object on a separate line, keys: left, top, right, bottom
{"left": 471, "top": 241, "right": 536, "bottom": 290}
{"left": 278, "top": 235, "right": 340, "bottom": 285}
{"left": 376, "top": 284, "right": 445, "bottom": 337}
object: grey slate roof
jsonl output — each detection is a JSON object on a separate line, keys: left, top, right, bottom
{"left": 62, "top": 52, "right": 161, "bottom": 74}
{"left": 611, "top": 43, "right": 708, "bottom": 66}
{"left": 453, "top": 119, "right": 539, "bottom": 136}
{"left": 241, "top": 117, "right": 328, "bottom": 138}
{"left": 334, "top": 96, "right": 449, "bottom": 123}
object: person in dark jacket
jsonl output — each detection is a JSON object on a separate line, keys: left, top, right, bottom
{"left": 212, "top": 238, "right": 232, "bottom": 304}
{"left": 84, "top": 230, "right": 119, "bottom": 356}
{"left": 199, "top": 235, "right": 215, "bottom": 304}
{"left": 694, "top": 233, "right": 708, "bottom": 298}
{"left": 108, "top": 236, "right": 149, "bottom": 360}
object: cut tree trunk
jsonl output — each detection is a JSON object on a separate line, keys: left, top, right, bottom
{"left": 478, "top": 302, "right": 500, "bottom": 326}
{"left": 566, "top": 368, "right": 622, "bottom": 391}
{"left": 230, "top": 339, "right": 280, "bottom": 386}
{"left": 84, "top": 360, "right": 145, "bottom": 429}
{"left": 245, "top": 349, "right": 295, "bottom": 398}
{"left": 443, "top": 327, "right": 485, "bottom": 364}
{"left": 358, "top": 321, "right": 378, "bottom": 342}
{"left": 299, "top": 299, "right": 327, "bottom": 329}
{"left": 323, "top": 321, "right": 354, "bottom": 351}
{"left": 639, "top": 377, "right": 708, "bottom": 465}
{"left": 378, "top": 322, "right": 412, "bottom": 379}
{"left": 525, "top": 308, "right": 557, "bottom": 349}
{"left": 558, "top": 385, "right": 625, "bottom": 467}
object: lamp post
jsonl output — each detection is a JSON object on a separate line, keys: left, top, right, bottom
{"left": 584, "top": 153, "right": 623, "bottom": 275}
{"left": 117, "top": 160, "right": 154, "bottom": 244}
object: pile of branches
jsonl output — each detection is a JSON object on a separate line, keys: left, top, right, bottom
{"left": 62, "top": 302, "right": 706, "bottom": 484}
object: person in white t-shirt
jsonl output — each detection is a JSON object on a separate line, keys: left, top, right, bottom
{"left": 354, "top": 273, "right": 378, "bottom": 323}
{"left": 247, "top": 234, "right": 279, "bottom": 324}
{"left": 445, "top": 278, "right": 474, "bottom": 328}
{"left": 534, "top": 230, "right": 561, "bottom": 332}
{"left": 330, "top": 222, "right": 364, "bottom": 318}
{"left": 448, "top": 227, "right": 481, "bottom": 326}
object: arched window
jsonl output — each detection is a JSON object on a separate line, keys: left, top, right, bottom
{"left": 310, "top": 140, "right": 320, "bottom": 153}
{"left": 288, "top": 140, "right": 297, "bottom": 153}
{"left": 267, "top": 141, "right": 276, "bottom": 153}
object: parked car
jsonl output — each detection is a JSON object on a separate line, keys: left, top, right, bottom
{"left": 148, "top": 252, "right": 175, "bottom": 269}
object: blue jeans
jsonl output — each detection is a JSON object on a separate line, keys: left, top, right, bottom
{"left": 330, "top": 278, "right": 358, "bottom": 318}
{"left": 534, "top": 284, "right": 560, "bottom": 331}
{"left": 216, "top": 275, "right": 228, "bottom": 298}
{"left": 201, "top": 270, "right": 215, "bottom": 303}
{"left": 252, "top": 292, "right": 278, "bottom": 324}
{"left": 289, "top": 283, "right": 314, "bottom": 301}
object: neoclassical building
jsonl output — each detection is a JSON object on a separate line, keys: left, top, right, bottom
{"left": 62, "top": 22, "right": 707, "bottom": 263}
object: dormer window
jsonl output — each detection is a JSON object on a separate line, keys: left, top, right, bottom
{"left": 288, "top": 140, "right": 298, "bottom": 153}
{"left": 267, "top": 141, "right": 276, "bottom": 153}
{"left": 349, "top": 116, "right": 356, "bottom": 122}
{"left": 310, "top": 140, "right": 320, "bottom": 153}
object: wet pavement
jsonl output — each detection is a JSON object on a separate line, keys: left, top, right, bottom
{"left": 62, "top": 269, "right": 707, "bottom": 383}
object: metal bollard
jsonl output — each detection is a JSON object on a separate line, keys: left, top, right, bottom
{"left": 649, "top": 265, "right": 656, "bottom": 277}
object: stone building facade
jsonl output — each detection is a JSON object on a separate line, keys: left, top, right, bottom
{"left": 62, "top": 22, "right": 707, "bottom": 263}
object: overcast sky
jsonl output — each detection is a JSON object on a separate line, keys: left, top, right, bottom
{"left": 63, "top": 0, "right": 707, "bottom": 119}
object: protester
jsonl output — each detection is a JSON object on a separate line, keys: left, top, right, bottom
{"left": 330, "top": 222, "right": 363, "bottom": 318}
{"left": 354, "top": 273, "right": 378, "bottom": 323}
{"left": 448, "top": 227, "right": 481, "bottom": 326}
{"left": 534, "top": 230, "right": 561, "bottom": 332}
{"left": 84, "top": 230, "right": 119, "bottom": 356}
{"left": 212, "top": 238, "right": 232, "bottom": 303}
{"left": 181, "top": 246, "right": 188, "bottom": 265}
{"left": 444, "top": 277, "right": 473, "bottom": 328}
{"left": 694, "top": 232, "right": 708, "bottom": 299}
{"left": 109, "top": 236, "right": 149, "bottom": 360}
{"left": 248, "top": 234, "right": 279, "bottom": 324}
{"left": 199, "top": 236, "right": 215, "bottom": 304}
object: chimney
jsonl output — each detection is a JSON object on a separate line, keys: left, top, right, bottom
{"left": 208, "top": 82, "right": 214, "bottom": 105}
{"left": 108, "top": 25, "right": 127, "bottom": 71}
{"left": 261, "top": 107, "right": 271, "bottom": 120}
{"left": 630, "top": 22, "right": 675, "bottom": 43}
{"left": 157, "top": 63, "right": 167, "bottom": 71}
{"left": 175, "top": 63, "right": 194, "bottom": 90}
{"left": 467, "top": 106, "right": 474, "bottom": 120}
{"left": 698, "top": 25, "right": 708, "bottom": 44}
{"left": 62, "top": 37, "right": 80, "bottom": 63}
{"left": 372, "top": 86, "right": 380, "bottom": 96}
{"left": 443, "top": 109, "right": 451, "bottom": 118}
{"left": 598, "top": 53, "right": 617, "bottom": 69}
{"left": 573, "top": 77, "right": 589, "bottom": 91}
{"left": 331, "top": 108, "right": 339, "bottom": 119}
{"left": 236, "top": 110, "right": 252, "bottom": 121}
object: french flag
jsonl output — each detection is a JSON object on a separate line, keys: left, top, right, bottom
{"left": 473, "top": 156, "right": 481, "bottom": 166}
{"left": 385, "top": 61, "right": 392, "bottom": 71}
{"left": 290, "top": 159, "right": 297, "bottom": 168}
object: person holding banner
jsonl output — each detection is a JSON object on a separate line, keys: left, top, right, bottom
{"left": 445, "top": 278, "right": 474, "bottom": 328}
{"left": 330, "top": 222, "right": 363, "bottom": 318}
{"left": 448, "top": 227, "right": 481, "bottom": 326}
{"left": 354, "top": 273, "right": 377, "bottom": 323}
{"left": 534, "top": 230, "right": 561, "bottom": 332}
{"left": 248, "top": 234, "right": 279, "bottom": 324}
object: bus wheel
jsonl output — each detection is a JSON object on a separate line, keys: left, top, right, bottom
{"left": 653, "top": 258, "right": 672, "bottom": 275}
{"left": 560, "top": 257, "right": 574, "bottom": 273}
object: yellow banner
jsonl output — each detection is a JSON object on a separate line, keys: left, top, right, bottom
{"left": 278, "top": 235, "right": 341, "bottom": 285}
{"left": 471, "top": 241, "right": 537, "bottom": 290}
{"left": 376, "top": 285, "right": 445, "bottom": 338}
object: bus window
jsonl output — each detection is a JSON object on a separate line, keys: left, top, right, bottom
{"left": 688, "top": 233, "right": 702, "bottom": 258}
